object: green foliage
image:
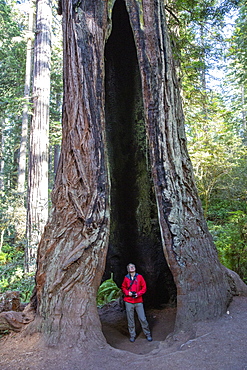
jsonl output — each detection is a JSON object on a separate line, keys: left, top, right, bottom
{"left": 208, "top": 210, "right": 247, "bottom": 281}
{"left": 0, "top": 191, "right": 26, "bottom": 244}
{"left": 186, "top": 91, "right": 247, "bottom": 217}
{"left": 0, "top": 1, "right": 26, "bottom": 118}
{"left": 0, "top": 243, "right": 34, "bottom": 302}
{"left": 166, "top": 0, "right": 238, "bottom": 101}
{"left": 207, "top": 199, "right": 247, "bottom": 223}
{"left": 0, "top": 249, "right": 7, "bottom": 262}
{"left": 0, "top": 192, "right": 32, "bottom": 302}
{"left": 225, "top": 1, "right": 247, "bottom": 142}
{"left": 227, "top": 0, "right": 247, "bottom": 83}
{"left": 0, "top": 1, "right": 63, "bottom": 303}
{"left": 170, "top": 0, "right": 247, "bottom": 280}
{"left": 97, "top": 273, "right": 121, "bottom": 307}
{"left": 50, "top": 43, "right": 63, "bottom": 146}
{"left": 0, "top": 2, "right": 27, "bottom": 195}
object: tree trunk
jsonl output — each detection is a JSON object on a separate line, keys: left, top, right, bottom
{"left": 33, "top": 0, "right": 110, "bottom": 346}
{"left": 241, "top": 85, "right": 246, "bottom": 142}
{"left": 17, "top": 2, "right": 34, "bottom": 194}
{"left": 0, "top": 125, "right": 4, "bottom": 192}
{"left": 53, "top": 144, "right": 60, "bottom": 176}
{"left": 25, "top": 0, "right": 52, "bottom": 272}
{"left": 31, "top": 0, "right": 246, "bottom": 346}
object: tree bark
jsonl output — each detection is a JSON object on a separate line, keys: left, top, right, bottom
{"left": 17, "top": 2, "right": 35, "bottom": 194}
{"left": 125, "top": 1, "right": 231, "bottom": 329}
{"left": 25, "top": 0, "right": 52, "bottom": 272}
{"left": 31, "top": 0, "right": 246, "bottom": 346}
{"left": 33, "top": 0, "right": 110, "bottom": 346}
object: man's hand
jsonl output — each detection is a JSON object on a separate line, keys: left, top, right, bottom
{"left": 129, "top": 291, "right": 138, "bottom": 297}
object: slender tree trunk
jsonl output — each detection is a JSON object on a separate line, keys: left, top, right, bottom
{"left": 0, "top": 228, "right": 4, "bottom": 253}
{"left": 241, "top": 85, "right": 247, "bottom": 143}
{"left": 199, "top": 24, "right": 209, "bottom": 122}
{"left": 17, "top": 3, "right": 35, "bottom": 194}
{"left": 0, "top": 126, "right": 5, "bottom": 253}
{"left": 25, "top": 0, "right": 52, "bottom": 272}
{"left": 53, "top": 144, "right": 60, "bottom": 176}
{"left": 30, "top": 0, "right": 246, "bottom": 346}
{"left": 0, "top": 125, "right": 4, "bottom": 192}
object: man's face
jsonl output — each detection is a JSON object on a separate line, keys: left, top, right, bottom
{"left": 128, "top": 264, "right": 136, "bottom": 273}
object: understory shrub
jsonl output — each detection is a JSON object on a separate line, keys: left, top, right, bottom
{"left": 97, "top": 273, "right": 121, "bottom": 307}
{"left": 0, "top": 243, "right": 35, "bottom": 302}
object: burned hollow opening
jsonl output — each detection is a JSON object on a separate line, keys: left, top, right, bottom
{"left": 104, "top": 0, "right": 176, "bottom": 308}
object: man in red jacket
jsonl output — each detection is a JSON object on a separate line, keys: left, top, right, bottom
{"left": 121, "top": 263, "right": 152, "bottom": 342}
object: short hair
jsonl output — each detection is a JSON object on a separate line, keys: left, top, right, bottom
{"left": 127, "top": 263, "right": 135, "bottom": 271}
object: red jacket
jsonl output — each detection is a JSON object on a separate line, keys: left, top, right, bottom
{"left": 121, "top": 273, "right": 147, "bottom": 303}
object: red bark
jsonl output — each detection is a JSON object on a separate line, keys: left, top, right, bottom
{"left": 30, "top": 0, "right": 246, "bottom": 346}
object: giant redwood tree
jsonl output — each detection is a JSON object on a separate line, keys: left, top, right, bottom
{"left": 31, "top": 0, "right": 246, "bottom": 346}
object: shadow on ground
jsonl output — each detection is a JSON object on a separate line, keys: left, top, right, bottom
{"left": 99, "top": 300, "right": 176, "bottom": 354}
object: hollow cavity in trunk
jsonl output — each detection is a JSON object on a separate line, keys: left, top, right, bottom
{"left": 104, "top": 0, "right": 176, "bottom": 308}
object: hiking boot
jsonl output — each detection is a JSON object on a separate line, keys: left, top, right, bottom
{"left": 146, "top": 335, "right": 153, "bottom": 342}
{"left": 129, "top": 337, "right": 135, "bottom": 342}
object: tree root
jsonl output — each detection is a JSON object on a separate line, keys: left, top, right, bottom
{"left": 0, "top": 304, "right": 35, "bottom": 333}
{"left": 223, "top": 266, "right": 247, "bottom": 297}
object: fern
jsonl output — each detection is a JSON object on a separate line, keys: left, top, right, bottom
{"left": 97, "top": 273, "right": 121, "bottom": 307}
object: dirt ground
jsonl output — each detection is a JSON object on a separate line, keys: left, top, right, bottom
{"left": 1, "top": 296, "right": 247, "bottom": 370}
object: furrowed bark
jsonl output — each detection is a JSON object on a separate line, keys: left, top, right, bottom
{"left": 29, "top": 0, "right": 246, "bottom": 346}
{"left": 125, "top": 0, "right": 232, "bottom": 329}
{"left": 32, "top": 0, "right": 110, "bottom": 346}
{"left": 26, "top": 0, "right": 52, "bottom": 271}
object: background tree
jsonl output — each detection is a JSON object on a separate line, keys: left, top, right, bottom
{"left": 0, "top": 1, "right": 26, "bottom": 193}
{"left": 17, "top": 1, "right": 35, "bottom": 194}
{"left": 164, "top": 0, "right": 247, "bottom": 281}
{"left": 0, "top": 0, "right": 27, "bottom": 262}
{"left": 0, "top": 0, "right": 62, "bottom": 298}
{"left": 26, "top": 0, "right": 52, "bottom": 272}
{"left": 226, "top": 0, "right": 247, "bottom": 143}
{"left": 186, "top": 93, "right": 247, "bottom": 217}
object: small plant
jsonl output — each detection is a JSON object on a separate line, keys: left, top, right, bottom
{"left": 0, "top": 243, "right": 35, "bottom": 302}
{"left": 97, "top": 273, "right": 121, "bottom": 307}
{"left": 0, "top": 252, "right": 7, "bottom": 264}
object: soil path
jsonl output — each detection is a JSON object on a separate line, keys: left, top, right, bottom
{"left": 1, "top": 296, "right": 247, "bottom": 370}
{"left": 99, "top": 300, "right": 177, "bottom": 355}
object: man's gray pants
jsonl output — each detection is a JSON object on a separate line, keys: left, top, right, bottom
{"left": 125, "top": 301, "right": 150, "bottom": 338}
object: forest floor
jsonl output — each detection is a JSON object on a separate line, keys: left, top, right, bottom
{"left": 0, "top": 296, "right": 247, "bottom": 370}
